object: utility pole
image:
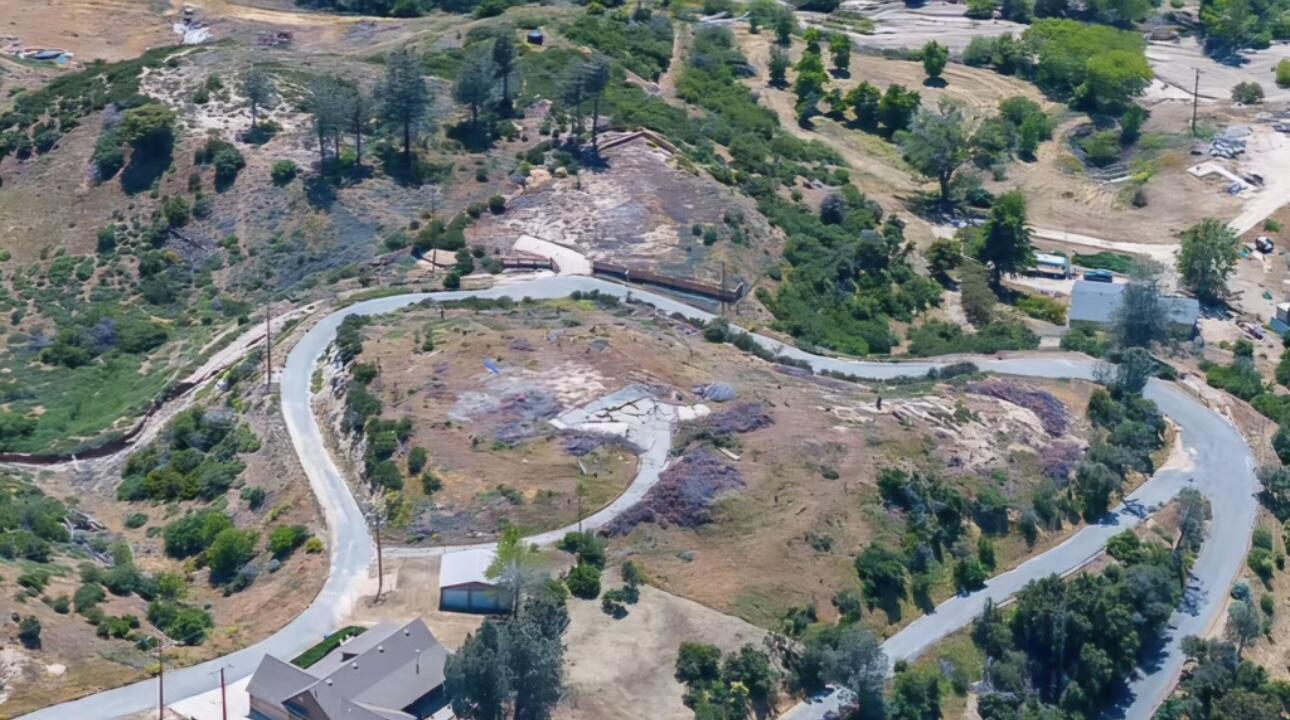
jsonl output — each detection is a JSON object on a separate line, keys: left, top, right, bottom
{"left": 720, "top": 262, "right": 728, "bottom": 317}
{"left": 1191, "top": 68, "right": 1201, "bottom": 136}
{"left": 264, "top": 300, "right": 273, "bottom": 392}
{"left": 157, "top": 643, "right": 165, "bottom": 720}
{"left": 375, "top": 521, "right": 384, "bottom": 602}
{"left": 219, "top": 667, "right": 228, "bottom": 720}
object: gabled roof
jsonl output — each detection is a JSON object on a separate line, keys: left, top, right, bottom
{"left": 1069, "top": 281, "right": 1200, "bottom": 326}
{"left": 250, "top": 619, "right": 449, "bottom": 720}
{"left": 439, "top": 547, "right": 498, "bottom": 589}
{"left": 246, "top": 654, "right": 316, "bottom": 708}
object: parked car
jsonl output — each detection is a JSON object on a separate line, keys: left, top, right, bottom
{"left": 1084, "top": 269, "right": 1114, "bottom": 283}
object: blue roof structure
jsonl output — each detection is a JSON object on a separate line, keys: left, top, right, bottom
{"left": 1068, "top": 280, "right": 1199, "bottom": 328}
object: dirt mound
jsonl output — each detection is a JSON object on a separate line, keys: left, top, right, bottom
{"left": 603, "top": 449, "right": 744, "bottom": 536}
{"left": 967, "top": 380, "right": 1068, "bottom": 436}
{"left": 706, "top": 402, "right": 774, "bottom": 434}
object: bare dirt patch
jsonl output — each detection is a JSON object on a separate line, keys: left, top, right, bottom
{"left": 606, "top": 358, "right": 1100, "bottom": 636}
{"left": 467, "top": 133, "right": 777, "bottom": 290}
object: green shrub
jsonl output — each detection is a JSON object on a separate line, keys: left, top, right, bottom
{"left": 1278, "top": 59, "right": 1290, "bottom": 88}
{"left": 1232, "top": 81, "right": 1265, "bottom": 104}
{"left": 74, "top": 583, "right": 106, "bottom": 614}
{"left": 268, "top": 525, "right": 310, "bottom": 558}
{"left": 304, "top": 537, "right": 324, "bottom": 554}
{"left": 1079, "top": 130, "right": 1122, "bottom": 167}
{"left": 488, "top": 195, "right": 506, "bottom": 214}
{"left": 161, "top": 196, "right": 190, "bottom": 227}
{"left": 124, "top": 513, "right": 148, "bottom": 529}
{"left": 18, "top": 616, "right": 40, "bottom": 649}
{"left": 270, "top": 160, "right": 298, "bottom": 185}
{"left": 907, "top": 319, "right": 1039, "bottom": 356}
{"left": 407, "top": 446, "right": 428, "bottom": 475}
{"left": 1061, "top": 325, "right": 1108, "bottom": 357}
{"left": 206, "top": 528, "right": 258, "bottom": 584}
{"left": 1015, "top": 294, "right": 1066, "bottom": 324}
{"left": 241, "top": 486, "right": 266, "bottom": 511}
{"left": 565, "top": 562, "right": 602, "bottom": 599}
{"left": 162, "top": 510, "right": 233, "bottom": 559}
{"left": 147, "top": 600, "right": 213, "bottom": 645}
{"left": 1072, "top": 251, "right": 1135, "bottom": 273}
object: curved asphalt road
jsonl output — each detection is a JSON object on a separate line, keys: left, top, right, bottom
{"left": 19, "top": 276, "right": 1258, "bottom": 720}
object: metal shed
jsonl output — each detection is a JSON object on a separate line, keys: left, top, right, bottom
{"left": 439, "top": 548, "right": 509, "bottom": 613}
{"left": 1068, "top": 280, "right": 1200, "bottom": 338}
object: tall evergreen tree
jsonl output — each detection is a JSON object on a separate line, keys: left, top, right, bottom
{"left": 561, "top": 62, "right": 587, "bottom": 136}
{"left": 239, "top": 65, "right": 273, "bottom": 130}
{"left": 307, "top": 75, "right": 347, "bottom": 167}
{"left": 582, "top": 59, "right": 611, "bottom": 151}
{"left": 379, "top": 47, "right": 431, "bottom": 165}
{"left": 492, "top": 32, "right": 517, "bottom": 114}
{"left": 455, "top": 47, "right": 497, "bottom": 127}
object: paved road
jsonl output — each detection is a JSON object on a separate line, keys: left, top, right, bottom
{"left": 19, "top": 276, "right": 1258, "bottom": 720}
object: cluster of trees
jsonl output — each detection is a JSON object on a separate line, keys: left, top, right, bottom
{"left": 116, "top": 406, "right": 261, "bottom": 503}
{"left": 963, "top": 21, "right": 1151, "bottom": 117}
{"left": 1158, "top": 637, "right": 1290, "bottom": 719}
{"left": 564, "top": 7, "right": 674, "bottom": 82}
{"left": 759, "top": 189, "right": 942, "bottom": 355}
{"left": 0, "top": 477, "right": 69, "bottom": 563}
{"left": 1199, "top": 0, "right": 1290, "bottom": 54}
{"left": 972, "top": 527, "right": 1188, "bottom": 719}
{"left": 676, "top": 25, "right": 845, "bottom": 188}
{"left": 857, "top": 468, "right": 1013, "bottom": 615}
{"left": 1075, "top": 355, "right": 1166, "bottom": 517}
{"left": 37, "top": 308, "right": 168, "bottom": 370}
{"left": 335, "top": 317, "right": 436, "bottom": 496}
{"left": 972, "top": 0, "right": 1155, "bottom": 28}
{"left": 69, "top": 540, "right": 209, "bottom": 647}
{"left": 674, "top": 642, "right": 778, "bottom": 719}
{"left": 160, "top": 508, "right": 260, "bottom": 582}
{"left": 445, "top": 587, "right": 568, "bottom": 718}
{"left": 897, "top": 97, "right": 1052, "bottom": 206}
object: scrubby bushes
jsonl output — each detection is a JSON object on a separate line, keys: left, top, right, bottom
{"left": 906, "top": 319, "right": 1039, "bottom": 356}
{"left": 1015, "top": 294, "right": 1066, "bottom": 323}
{"left": 162, "top": 509, "right": 233, "bottom": 559}
{"left": 271, "top": 159, "right": 298, "bottom": 184}
{"left": 194, "top": 137, "right": 245, "bottom": 188}
{"left": 268, "top": 525, "right": 311, "bottom": 558}
{"left": 564, "top": 11, "right": 674, "bottom": 81}
{"left": 147, "top": 600, "right": 213, "bottom": 645}
{"left": 117, "top": 406, "right": 260, "bottom": 503}
{"left": 565, "top": 562, "right": 601, "bottom": 599}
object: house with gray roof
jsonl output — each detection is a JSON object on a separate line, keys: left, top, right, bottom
{"left": 1068, "top": 280, "right": 1200, "bottom": 338}
{"left": 247, "top": 619, "right": 452, "bottom": 720}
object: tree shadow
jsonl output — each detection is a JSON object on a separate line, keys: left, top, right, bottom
{"left": 119, "top": 142, "right": 173, "bottom": 196}
{"left": 830, "top": 68, "right": 852, "bottom": 80}
{"left": 304, "top": 175, "right": 337, "bottom": 210}
{"left": 923, "top": 77, "right": 948, "bottom": 89}
{"left": 912, "top": 584, "right": 935, "bottom": 614}
{"left": 867, "top": 592, "right": 904, "bottom": 624}
{"left": 446, "top": 120, "right": 497, "bottom": 153}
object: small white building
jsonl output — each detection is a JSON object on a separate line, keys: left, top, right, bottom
{"left": 439, "top": 548, "right": 509, "bottom": 614}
